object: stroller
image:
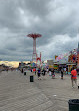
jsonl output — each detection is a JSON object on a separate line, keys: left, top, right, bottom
{"left": 51, "top": 69, "right": 55, "bottom": 79}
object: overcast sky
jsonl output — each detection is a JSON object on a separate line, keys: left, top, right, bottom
{"left": 0, "top": 0, "right": 79, "bottom": 61}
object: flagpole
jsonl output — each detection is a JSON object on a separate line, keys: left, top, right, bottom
{"left": 77, "top": 28, "right": 79, "bottom": 69}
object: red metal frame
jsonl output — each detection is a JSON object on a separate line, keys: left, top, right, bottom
{"left": 27, "top": 33, "right": 42, "bottom": 63}
{"left": 36, "top": 52, "right": 41, "bottom": 65}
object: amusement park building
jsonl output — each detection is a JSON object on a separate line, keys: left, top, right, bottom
{"left": 47, "top": 55, "right": 76, "bottom": 73}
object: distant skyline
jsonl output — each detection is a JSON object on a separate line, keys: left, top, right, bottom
{"left": 0, "top": 0, "right": 79, "bottom": 61}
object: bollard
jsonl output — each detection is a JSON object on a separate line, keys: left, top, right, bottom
{"left": 68, "top": 99, "right": 79, "bottom": 111}
{"left": 30, "top": 75, "right": 34, "bottom": 82}
{"left": 24, "top": 72, "right": 26, "bottom": 75}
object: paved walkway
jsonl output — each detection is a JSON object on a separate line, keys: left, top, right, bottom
{"left": 0, "top": 70, "right": 79, "bottom": 111}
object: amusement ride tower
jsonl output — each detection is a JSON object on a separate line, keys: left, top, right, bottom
{"left": 27, "top": 33, "right": 42, "bottom": 64}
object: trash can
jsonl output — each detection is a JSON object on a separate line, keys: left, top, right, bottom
{"left": 68, "top": 99, "right": 79, "bottom": 111}
{"left": 30, "top": 75, "right": 34, "bottom": 82}
{"left": 24, "top": 72, "right": 26, "bottom": 75}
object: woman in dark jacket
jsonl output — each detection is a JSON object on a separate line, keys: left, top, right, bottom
{"left": 61, "top": 68, "right": 63, "bottom": 79}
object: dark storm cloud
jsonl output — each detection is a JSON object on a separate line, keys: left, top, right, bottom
{"left": 0, "top": 0, "right": 79, "bottom": 61}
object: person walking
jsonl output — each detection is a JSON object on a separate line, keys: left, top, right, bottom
{"left": 37, "top": 67, "right": 41, "bottom": 80}
{"left": 46, "top": 68, "right": 49, "bottom": 73}
{"left": 49, "top": 68, "right": 51, "bottom": 76}
{"left": 61, "top": 68, "right": 64, "bottom": 79}
{"left": 66, "top": 67, "right": 68, "bottom": 74}
{"left": 30, "top": 68, "right": 32, "bottom": 72}
{"left": 64, "top": 67, "right": 66, "bottom": 74}
{"left": 42, "top": 68, "right": 46, "bottom": 79}
{"left": 35, "top": 67, "right": 36, "bottom": 75}
{"left": 21, "top": 68, "right": 23, "bottom": 73}
{"left": 71, "top": 67, "right": 77, "bottom": 88}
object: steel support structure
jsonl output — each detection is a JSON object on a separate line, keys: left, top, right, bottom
{"left": 27, "top": 33, "right": 42, "bottom": 63}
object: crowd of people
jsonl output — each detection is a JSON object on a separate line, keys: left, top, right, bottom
{"left": 30, "top": 67, "right": 69, "bottom": 80}
{"left": 30, "top": 67, "right": 56, "bottom": 80}
{"left": 31, "top": 67, "right": 47, "bottom": 80}
{"left": 30, "top": 66, "right": 78, "bottom": 88}
{"left": 20, "top": 66, "right": 78, "bottom": 88}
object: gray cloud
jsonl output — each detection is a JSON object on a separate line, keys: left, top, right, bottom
{"left": 0, "top": 0, "right": 79, "bottom": 61}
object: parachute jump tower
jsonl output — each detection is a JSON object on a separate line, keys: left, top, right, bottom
{"left": 27, "top": 33, "right": 42, "bottom": 65}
